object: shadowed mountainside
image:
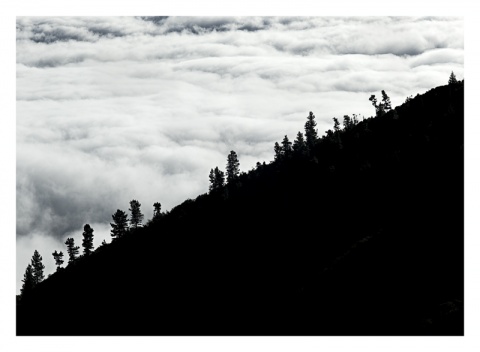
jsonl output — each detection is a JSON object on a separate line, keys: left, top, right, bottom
{"left": 17, "top": 82, "right": 464, "bottom": 335}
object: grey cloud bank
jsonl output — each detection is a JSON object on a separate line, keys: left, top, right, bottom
{"left": 16, "top": 16, "right": 463, "bottom": 292}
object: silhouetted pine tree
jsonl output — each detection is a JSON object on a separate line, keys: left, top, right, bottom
{"left": 214, "top": 167, "right": 225, "bottom": 189}
{"left": 52, "top": 250, "right": 64, "bottom": 271}
{"left": 449, "top": 71, "right": 458, "bottom": 85}
{"left": 111, "top": 209, "right": 129, "bottom": 240}
{"left": 274, "top": 142, "right": 283, "bottom": 161}
{"left": 82, "top": 224, "right": 94, "bottom": 256}
{"left": 209, "top": 169, "right": 216, "bottom": 191}
{"left": 153, "top": 202, "right": 162, "bottom": 220}
{"left": 30, "top": 250, "right": 45, "bottom": 286}
{"left": 226, "top": 151, "right": 240, "bottom": 183}
{"left": 293, "top": 131, "right": 307, "bottom": 156}
{"left": 20, "top": 264, "right": 35, "bottom": 299}
{"left": 281, "top": 135, "right": 293, "bottom": 158}
{"left": 343, "top": 115, "right": 352, "bottom": 130}
{"left": 369, "top": 94, "right": 377, "bottom": 110}
{"left": 65, "top": 238, "right": 80, "bottom": 264}
{"left": 209, "top": 167, "right": 225, "bottom": 192}
{"left": 129, "top": 200, "right": 144, "bottom": 228}
{"left": 381, "top": 90, "right": 392, "bottom": 111}
{"left": 333, "top": 117, "right": 340, "bottom": 132}
{"left": 304, "top": 111, "right": 318, "bottom": 152}
{"left": 331, "top": 117, "right": 343, "bottom": 148}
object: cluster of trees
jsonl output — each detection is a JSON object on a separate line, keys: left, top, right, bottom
{"left": 209, "top": 167, "right": 225, "bottom": 192}
{"left": 208, "top": 150, "right": 240, "bottom": 193}
{"left": 207, "top": 95, "right": 395, "bottom": 189}
{"left": 206, "top": 83, "right": 441, "bottom": 199}
{"left": 274, "top": 111, "right": 318, "bottom": 161}
{"left": 369, "top": 90, "right": 392, "bottom": 117}
{"left": 208, "top": 111, "right": 322, "bottom": 192}
{"left": 20, "top": 199, "right": 164, "bottom": 299}
{"left": 272, "top": 92, "right": 394, "bottom": 165}
{"left": 206, "top": 105, "right": 369, "bottom": 192}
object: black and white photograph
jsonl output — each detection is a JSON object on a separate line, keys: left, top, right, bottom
{"left": 4, "top": 1, "right": 478, "bottom": 349}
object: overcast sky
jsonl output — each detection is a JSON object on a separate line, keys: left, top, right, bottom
{"left": 16, "top": 16, "right": 464, "bottom": 293}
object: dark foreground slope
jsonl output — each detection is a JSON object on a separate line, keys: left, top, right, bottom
{"left": 17, "top": 82, "right": 464, "bottom": 335}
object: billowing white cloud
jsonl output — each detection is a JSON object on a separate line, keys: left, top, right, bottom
{"left": 16, "top": 16, "right": 463, "bottom": 292}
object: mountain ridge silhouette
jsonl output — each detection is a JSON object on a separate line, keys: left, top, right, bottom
{"left": 17, "top": 81, "right": 464, "bottom": 335}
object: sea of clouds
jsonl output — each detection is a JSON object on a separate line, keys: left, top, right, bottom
{"left": 16, "top": 16, "right": 463, "bottom": 292}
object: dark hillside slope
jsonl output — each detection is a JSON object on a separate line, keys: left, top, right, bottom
{"left": 17, "top": 82, "right": 464, "bottom": 335}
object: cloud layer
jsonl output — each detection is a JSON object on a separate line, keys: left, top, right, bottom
{"left": 16, "top": 16, "right": 463, "bottom": 292}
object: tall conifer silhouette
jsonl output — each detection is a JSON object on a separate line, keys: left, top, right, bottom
{"left": 226, "top": 151, "right": 240, "bottom": 184}
{"left": 293, "top": 131, "right": 307, "bottom": 156}
{"left": 274, "top": 142, "right": 283, "bottom": 161}
{"left": 65, "top": 238, "right": 80, "bottom": 264}
{"left": 82, "top": 224, "right": 94, "bottom": 256}
{"left": 153, "top": 202, "right": 162, "bottom": 220}
{"left": 30, "top": 250, "right": 45, "bottom": 286}
{"left": 111, "top": 209, "right": 129, "bottom": 239}
{"left": 448, "top": 71, "right": 458, "bottom": 84}
{"left": 20, "top": 264, "right": 35, "bottom": 299}
{"left": 52, "top": 250, "right": 64, "bottom": 271}
{"left": 129, "top": 200, "right": 144, "bottom": 228}
{"left": 281, "top": 135, "right": 292, "bottom": 157}
{"left": 304, "top": 111, "right": 318, "bottom": 152}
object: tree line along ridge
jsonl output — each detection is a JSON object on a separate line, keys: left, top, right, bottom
{"left": 19, "top": 72, "right": 463, "bottom": 302}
